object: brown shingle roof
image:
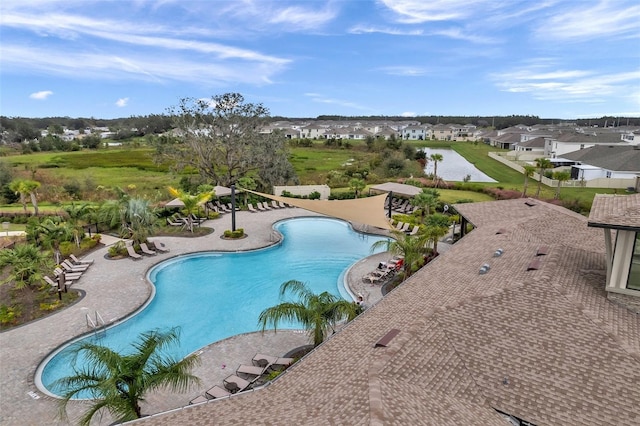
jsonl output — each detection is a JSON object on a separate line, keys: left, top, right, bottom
{"left": 588, "top": 193, "right": 640, "bottom": 230}
{"left": 136, "top": 198, "right": 640, "bottom": 426}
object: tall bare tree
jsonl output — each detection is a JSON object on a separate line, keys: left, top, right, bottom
{"left": 156, "top": 93, "right": 297, "bottom": 189}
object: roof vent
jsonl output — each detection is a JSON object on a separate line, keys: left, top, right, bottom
{"left": 494, "top": 248, "right": 504, "bottom": 257}
{"left": 479, "top": 263, "right": 491, "bottom": 274}
{"left": 375, "top": 328, "right": 400, "bottom": 347}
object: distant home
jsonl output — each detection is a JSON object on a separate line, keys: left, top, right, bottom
{"left": 560, "top": 145, "right": 640, "bottom": 183}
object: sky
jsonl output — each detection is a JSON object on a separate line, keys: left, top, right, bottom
{"left": 1, "top": 0, "right": 639, "bottom": 120}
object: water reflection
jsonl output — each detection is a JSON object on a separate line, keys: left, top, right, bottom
{"left": 422, "top": 148, "right": 496, "bottom": 182}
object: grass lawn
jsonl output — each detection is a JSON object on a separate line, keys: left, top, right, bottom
{"left": 289, "top": 147, "right": 373, "bottom": 183}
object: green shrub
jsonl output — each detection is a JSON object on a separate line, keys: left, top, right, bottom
{"left": 0, "top": 304, "right": 21, "bottom": 325}
{"left": 223, "top": 228, "right": 245, "bottom": 239}
{"left": 40, "top": 300, "right": 61, "bottom": 311}
{"left": 108, "top": 241, "right": 127, "bottom": 257}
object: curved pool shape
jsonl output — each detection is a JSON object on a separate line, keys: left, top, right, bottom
{"left": 38, "top": 217, "right": 388, "bottom": 397}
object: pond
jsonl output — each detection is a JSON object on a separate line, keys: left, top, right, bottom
{"left": 422, "top": 148, "right": 496, "bottom": 183}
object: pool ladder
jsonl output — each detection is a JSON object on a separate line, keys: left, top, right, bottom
{"left": 86, "top": 311, "right": 106, "bottom": 337}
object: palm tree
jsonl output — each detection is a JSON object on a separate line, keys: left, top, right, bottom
{"left": 349, "top": 178, "right": 366, "bottom": 198}
{"left": 522, "top": 164, "right": 536, "bottom": 197}
{"left": 429, "top": 153, "right": 443, "bottom": 188}
{"left": 167, "top": 187, "right": 212, "bottom": 232}
{"left": 9, "top": 179, "right": 41, "bottom": 215}
{"left": 125, "top": 198, "right": 158, "bottom": 244}
{"left": 36, "top": 218, "right": 74, "bottom": 264}
{"left": 534, "top": 158, "right": 552, "bottom": 198}
{"left": 423, "top": 213, "right": 451, "bottom": 255}
{"left": 55, "top": 328, "right": 200, "bottom": 426}
{"left": 63, "top": 203, "right": 94, "bottom": 247}
{"left": 553, "top": 170, "right": 571, "bottom": 199}
{"left": 370, "top": 230, "right": 430, "bottom": 278}
{"left": 0, "top": 243, "right": 52, "bottom": 290}
{"left": 258, "top": 280, "right": 359, "bottom": 347}
{"left": 411, "top": 188, "right": 439, "bottom": 222}
{"left": 99, "top": 195, "right": 156, "bottom": 243}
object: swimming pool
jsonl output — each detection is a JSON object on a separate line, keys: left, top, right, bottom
{"left": 38, "top": 217, "right": 388, "bottom": 397}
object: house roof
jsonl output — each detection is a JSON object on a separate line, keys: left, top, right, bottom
{"left": 136, "top": 198, "right": 640, "bottom": 426}
{"left": 588, "top": 193, "right": 640, "bottom": 230}
{"left": 561, "top": 145, "right": 640, "bottom": 172}
{"left": 515, "top": 136, "right": 546, "bottom": 148}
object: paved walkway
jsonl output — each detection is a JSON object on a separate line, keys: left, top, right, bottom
{"left": 0, "top": 208, "right": 395, "bottom": 426}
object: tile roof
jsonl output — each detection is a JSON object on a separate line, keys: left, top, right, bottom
{"left": 136, "top": 198, "right": 640, "bottom": 426}
{"left": 588, "top": 193, "right": 640, "bottom": 230}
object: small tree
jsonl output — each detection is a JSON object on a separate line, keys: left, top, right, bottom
{"left": 522, "top": 164, "right": 536, "bottom": 197}
{"left": 55, "top": 328, "right": 200, "bottom": 426}
{"left": 0, "top": 243, "right": 52, "bottom": 290}
{"left": 429, "top": 153, "right": 443, "bottom": 187}
{"left": 9, "top": 179, "right": 41, "bottom": 215}
{"left": 411, "top": 188, "right": 440, "bottom": 222}
{"left": 167, "top": 187, "right": 211, "bottom": 232}
{"left": 35, "top": 218, "right": 74, "bottom": 264}
{"left": 63, "top": 203, "right": 94, "bottom": 247}
{"left": 258, "top": 280, "right": 359, "bottom": 347}
{"left": 423, "top": 213, "right": 451, "bottom": 254}
{"left": 553, "top": 170, "right": 571, "bottom": 199}
{"left": 349, "top": 178, "right": 366, "bottom": 198}
{"left": 370, "top": 230, "right": 430, "bottom": 278}
{"left": 534, "top": 158, "right": 552, "bottom": 198}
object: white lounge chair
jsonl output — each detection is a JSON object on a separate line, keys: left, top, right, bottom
{"left": 62, "top": 259, "right": 89, "bottom": 272}
{"left": 126, "top": 245, "right": 142, "bottom": 260}
{"left": 236, "top": 364, "right": 267, "bottom": 380}
{"left": 139, "top": 243, "right": 157, "bottom": 256}
{"left": 189, "top": 395, "right": 208, "bottom": 405}
{"left": 271, "top": 200, "right": 281, "bottom": 209}
{"left": 205, "top": 385, "right": 231, "bottom": 400}
{"left": 252, "top": 353, "right": 294, "bottom": 371}
{"left": 44, "top": 275, "right": 72, "bottom": 289}
{"left": 151, "top": 240, "right": 169, "bottom": 253}
{"left": 247, "top": 203, "right": 258, "bottom": 213}
{"left": 70, "top": 254, "right": 93, "bottom": 264}
{"left": 54, "top": 268, "right": 81, "bottom": 281}
{"left": 223, "top": 375, "right": 251, "bottom": 393}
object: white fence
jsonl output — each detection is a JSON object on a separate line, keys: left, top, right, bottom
{"left": 488, "top": 152, "right": 637, "bottom": 189}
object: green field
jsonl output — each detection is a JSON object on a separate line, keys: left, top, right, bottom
{"left": 0, "top": 142, "right": 618, "bottom": 211}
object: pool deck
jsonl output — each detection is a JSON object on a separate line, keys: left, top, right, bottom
{"left": 0, "top": 208, "right": 398, "bottom": 426}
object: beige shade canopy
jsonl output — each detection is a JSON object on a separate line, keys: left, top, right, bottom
{"left": 369, "top": 182, "right": 422, "bottom": 198}
{"left": 242, "top": 189, "right": 393, "bottom": 230}
{"left": 213, "top": 185, "right": 233, "bottom": 197}
{"left": 165, "top": 198, "right": 185, "bottom": 208}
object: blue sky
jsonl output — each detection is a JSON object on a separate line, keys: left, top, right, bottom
{"left": 1, "top": 0, "right": 639, "bottom": 120}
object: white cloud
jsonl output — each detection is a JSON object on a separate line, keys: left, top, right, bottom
{"left": 400, "top": 111, "right": 417, "bottom": 117}
{"left": 379, "top": 66, "right": 430, "bottom": 77}
{"left": 379, "top": 0, "right": 505, "bottom": 23}
{"left": 304, "top": 93, "right": 371, "bottom": 111}
{"left": 349, "top": 25, "right": 424, "bottom": 36}
{"left": 115, "top": 97, "right": 129, "bottom": 107}
{"left": 1, "top": 44, "right": 288, "bottom": 85}
{"left": 491, "top": 61, "right": 640, "bottom": 104}
{"left": 536, "top": 1, "right": 640, "bottom": 41}
{"left": 29, "top": 90, "right": 53, "bottom": 100}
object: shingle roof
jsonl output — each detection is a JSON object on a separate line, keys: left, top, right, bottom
{"left": 588, "top": 193, "right": 640, "bottom": 230}
{"left": 136, "top": 198, "right": 640, "bottom": 426}
{"left": 561, "top": 145, "right": 640, "bottom": 172}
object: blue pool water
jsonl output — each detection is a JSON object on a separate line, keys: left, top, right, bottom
{"left": 38, "top": 217, "right": 388, "bottom": 397}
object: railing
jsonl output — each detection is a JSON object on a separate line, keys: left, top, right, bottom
{"left": 86, "top": 311, "right": 106, "bottom": 335}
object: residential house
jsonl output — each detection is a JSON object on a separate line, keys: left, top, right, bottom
{"left": 560, "top": 145, "right": 640, "bottom": 181}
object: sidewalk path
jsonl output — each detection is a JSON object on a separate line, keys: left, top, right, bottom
{"left": 0, "top": 209, "right": 391, "bottom": 426}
